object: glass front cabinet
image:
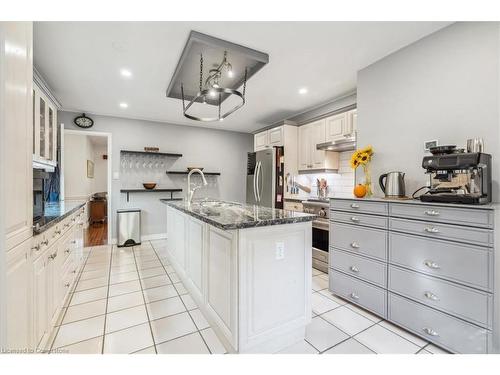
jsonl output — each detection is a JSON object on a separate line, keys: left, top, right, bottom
{"left": 33, "top": 82, "right": 57, "bottom": 166}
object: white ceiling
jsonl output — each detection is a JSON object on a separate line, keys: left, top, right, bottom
{"left": 34, "top": 22, "right": 451, "bottom": 133}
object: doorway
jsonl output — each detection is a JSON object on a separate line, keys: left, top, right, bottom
{"left": 60, "top": 127, "right": 112, "bottom": 247}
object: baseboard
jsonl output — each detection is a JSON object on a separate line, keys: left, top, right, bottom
{"left": 110, "top": 233, "right": 167, "bottom": 245}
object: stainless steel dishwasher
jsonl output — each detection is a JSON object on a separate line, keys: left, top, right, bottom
{"left": 117, "top": 208, "right": 141, "bottom": 247}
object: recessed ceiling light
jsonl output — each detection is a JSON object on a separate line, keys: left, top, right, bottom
{"left": 120, "top": 69, "right": 132, "bottom": 78}
{"left": 298, "top": 87, "right": 308, "bottom": 95}
{"left": 119, "top": 102, "right": 128, "bottom": 108}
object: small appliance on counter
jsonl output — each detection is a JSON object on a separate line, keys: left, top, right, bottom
{"left": 379, "top": 171, "right": 406, "bottom": 198}
{"left": 420, "top": 150, "right": 492, "bottom": 204}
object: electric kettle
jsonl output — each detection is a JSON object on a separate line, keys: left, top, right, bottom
{"left": 379, "top": 171, "right": 406, "bottom": 197}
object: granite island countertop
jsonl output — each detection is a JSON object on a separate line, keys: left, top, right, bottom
{"left": 33, "top": 200, "right": 86, "bottom": 235}
{"left": 161, "top": 199, "right": 316, "bottom": 230}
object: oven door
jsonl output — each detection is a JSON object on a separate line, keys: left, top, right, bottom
{"left": 312, "top": 219, "right": 329, "bottom": 271}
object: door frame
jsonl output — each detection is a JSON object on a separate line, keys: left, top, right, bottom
{"left": 60, "top": 125, "right": 113, "bottom": 244}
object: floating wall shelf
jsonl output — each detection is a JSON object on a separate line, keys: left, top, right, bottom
{"left": 120, "top": 188, "right": 183, "bottom": 202}
{"left": 120, "top": 150, "right": 183, "bottom": 158}
{"left": 166, "top": 171, "right": 221, "bottom": 176}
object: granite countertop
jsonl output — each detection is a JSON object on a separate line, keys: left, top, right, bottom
{"left": 329, "top": 195, "right": 497, "bottom": 210}
{"left": 33, "top": 200, "right": 86, "bottom": 235}
{"left": 161, "top": 199, "right": 316, "bottom": 230}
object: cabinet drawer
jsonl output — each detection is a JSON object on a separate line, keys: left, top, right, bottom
{"left": 330, "top": 249, "right": 386, "bottom": 287}
{"left": 389, "top": 265, "right": 492, "bottom": 328}
{"left": 330, "top": 222, "right": 387, "bottom": 261}
{"left": 389, "top": 203, "right": 493, "bottom": 229}
{"left": 331, "top": 211, "right": 388, "bottom": 229}
{"left": 329, "top": 269, "right": 387, "bottom": 318}
{"left": 331, "top": 199, "right": 388, "bottom": 216}
{"left": 312, "top": 248, "right": 328, "bottom": 263}
{"left": 389, "top": 232, "right": 492, "bottom": 291}
{"left": 388, "top": 293, "right": 489, "bottom": 354}
{"left": 389, "top": 217, "right": 493, "bottom": 247}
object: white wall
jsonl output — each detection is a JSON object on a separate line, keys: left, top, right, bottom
{"left": 59, "top": 111, "right": 253, "bottom": 239}
{"left": 64, "top": 133, "right": 94, "bottom": 200}
{"left": 92, "top": 144, "right": 108, "bottom": 193}
{"left": 357, "top": 22, "right": 500, "bottom": 200}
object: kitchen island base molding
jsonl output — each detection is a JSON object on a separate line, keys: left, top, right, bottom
{"left": 165, "top": 204, "right": 312, "bottom": 353}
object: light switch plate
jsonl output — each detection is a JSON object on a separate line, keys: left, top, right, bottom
{"left": 276, "top": 242, "right": 285, "bottom": 260}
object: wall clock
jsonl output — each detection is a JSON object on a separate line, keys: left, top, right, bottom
{"left": 74, "top": 113, "right": 94, "bottom": 129}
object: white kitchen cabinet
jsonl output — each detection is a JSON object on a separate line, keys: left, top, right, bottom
{"left": 298, "top": 119, "right": 339, "bottom": 171}
{"left": 6, "top": 238, "right": 33, "bottom": 350}
{"left": 33, "top": 82, "right": 57, "bottom": 166}
{"left": 33, "top": 246, "right": 50, "bottom": 348}
{"left": 186, "top": 217, "right": 204, "bottom": 300}
{"left": 254, "top": 131, "right": 269, "bottom": 151}
{"left": 325, "top": 109, "right": 357, "bottom": 142}
{"left": 268, "top": 126, "right": 283, "bottom": 146}
{"left": 1, "top": 22, "right": 33, "bottom": 250}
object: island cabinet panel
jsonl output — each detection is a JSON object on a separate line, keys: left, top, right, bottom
{"left": 205, "top": 226, "right": 238, "bottom": 348}
{"left": 186, "top": 217, "right": 204, "bottom": 299}
{"left": 237, "top": 223, "right": 312, "bottom": 353}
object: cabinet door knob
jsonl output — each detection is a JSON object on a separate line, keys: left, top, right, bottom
{"left": 65, "top": 249, "right": 70, "bottom": 254}
{"left": 349, "top": 292, "right": 360, "bottom": 300}
{"left": 350, "top": 242, "right": 360, "bottom": 249}
{"left": 64, "top": 283, "right": 70, "bottom": 288}
{"left": 424, "top": 210, "right": 440, "bottom": 216}
{"left": 41, "top": 240, "right": 49, "bottom": 246}
{"left": 424, "top": 260, "right": 441, "bottom": 269}
{"left": 350, "top": 203, "right": 360, "bottom": 209}
{"left": 424, "top": 291, "right": 440, "bottom": 301}
{"left": 422, "top": 327, "right": 439, "bottom": 337}
{"left": 424, "top": 227, "right": 440, "bottom": 234}
{"left": 71, "top": 240, "right": 77, "bottom": 244}
{"left": 349, "top": 265, "right": 359, "bottom": 273}
{"left": 350, "top": 216, "right": 360, "bottom": 223}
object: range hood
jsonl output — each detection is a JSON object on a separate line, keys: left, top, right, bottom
{"left": 316, "top": 136, "right": 356, "bottom": 152}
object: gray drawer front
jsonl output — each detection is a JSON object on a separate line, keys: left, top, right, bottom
{"left": 389, "top": 232, "right": 492, "bottom": 291}
{"left": 389, "top": 265, "right": 492, "bottom": 328}
{"left": 389, "top": 217, "right": 493, "bottom": 247}
{"left": 331, "top": 211, "right": 388, "bottom": 229}
{"left": 388, "top": 293, "right": 489, "bottom": 354}
{"left": 389, "top": 203, "right": 493, "bottom": 229}
{"left": 330, "top": 199, "right": 388, "bottom": 215}
{"left": 329, "top": 269, "right": 387, "bottom": 318}
{"left": 331, "top": 249, "right": 387, "bottom": 287}
{"left": 330, "top": 222, "right": 387, "bottom": 261}
{"left": 312, "top": 248, "right": 328, "bottom": 263}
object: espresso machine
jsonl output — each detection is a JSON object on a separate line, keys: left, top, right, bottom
{"left": 420, "top": 152, "right": 492, "bottom": 204}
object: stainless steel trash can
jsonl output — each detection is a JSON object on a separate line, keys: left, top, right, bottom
{"left": 117, "top": 208, "right": 141, "bottom": 247}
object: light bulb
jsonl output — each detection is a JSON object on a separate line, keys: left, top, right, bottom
{"left": 209, "top": 89, "right": 216, "bottom": 98}
{"left": 212, "top": 83, "right": 220, "bottom": 89}
{"left": 219, "top": 118, "right": 224, "bottom": 122}
{"left": 227, "top": 69, "right": 234, "bottom": 78}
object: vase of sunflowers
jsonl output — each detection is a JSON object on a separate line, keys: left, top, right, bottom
{"left": 350, "top": 145, "right": 374, "bottom": 197}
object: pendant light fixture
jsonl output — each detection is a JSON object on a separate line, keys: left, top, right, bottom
{"left": 165, "top": 31, "right": 269, "bottom": 123}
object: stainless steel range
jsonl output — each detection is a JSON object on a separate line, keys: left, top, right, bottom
{"left": 302, "top": 199, "right": 329, "bottom": 273}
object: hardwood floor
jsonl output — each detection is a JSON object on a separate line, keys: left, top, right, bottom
{"left": 84, "top": 222, "right": 108, "bottom": 247}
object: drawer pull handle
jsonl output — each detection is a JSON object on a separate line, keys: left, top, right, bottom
{"left": 65, "top": 249, "right": 70, "bottom": 254}
{"left": 351, "top": 203, "right": 360, "bottom": 209}
{"left": 350, "top": 265, "right": 359, "bottom": 273}
{"left": 31, "top": 244, "right": 41, "bottom": 252}
{"left": 350, "top": 242, "right": 360, "bottom": 249}
{"left": 48, "top": 253, "right": 57, "bottom": 260}
{"left": 424, "top": 291, "right": 440, "bottom": 301}
{"left": 424, "top": 227, "right": 440, "bottom": 234}
{"left": 349, "top": 292, "right": 360, "bottom": 300}
{"left": 350, "top": 216, "right": 360, "bottom": 222}
{"left": 41, "top": 240, "right": 49, "bottom": 246}
{"left": 71, "top": 240, "right": 77, "bottom": 244}
{"left": 424, "top": 260, "right": 441, "bottom": 269}
{"left": 424, "top": 210, "right": 440, "bottom": 216}
{"left": 422, "top": 327, "right": 439, "bottom": 337}
{"left": 64, "top": 283, "right": 70, "bottom": 288}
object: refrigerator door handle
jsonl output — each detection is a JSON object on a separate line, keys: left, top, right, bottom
{"left": 253, "top": 163, "right": 258, "bottom": 203}
{"left": 258, "top": 161, "right": 264, "bottom": 202}
{"left": 256, "top": 162, "right": 261, "bottom": 202}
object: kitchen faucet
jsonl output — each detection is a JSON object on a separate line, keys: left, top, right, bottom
{"left": 187, "top": 168, "right": 208, "bottom": 204}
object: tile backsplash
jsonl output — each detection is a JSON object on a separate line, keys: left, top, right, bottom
{"left": 294, "top": 151, "right": 355, "bottom": 199}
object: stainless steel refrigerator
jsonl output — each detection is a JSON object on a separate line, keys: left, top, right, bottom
{"left": 246, "top": 147, "right": 284, "bottom": 208}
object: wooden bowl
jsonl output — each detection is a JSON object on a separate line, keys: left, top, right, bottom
{"left": 143, "top": 183, "right": 157, "bottom": 190}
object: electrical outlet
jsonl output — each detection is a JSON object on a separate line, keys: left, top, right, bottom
{"left": 276, "top": 242, "right": 285, "bottom": 260}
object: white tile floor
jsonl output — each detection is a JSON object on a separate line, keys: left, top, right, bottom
{"left": 49, "top": 241, "right": 450, "bottom": 354}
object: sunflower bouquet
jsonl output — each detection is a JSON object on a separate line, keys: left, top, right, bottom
{"left": 350, "top": 145, "right": 374, "bottom": 197}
